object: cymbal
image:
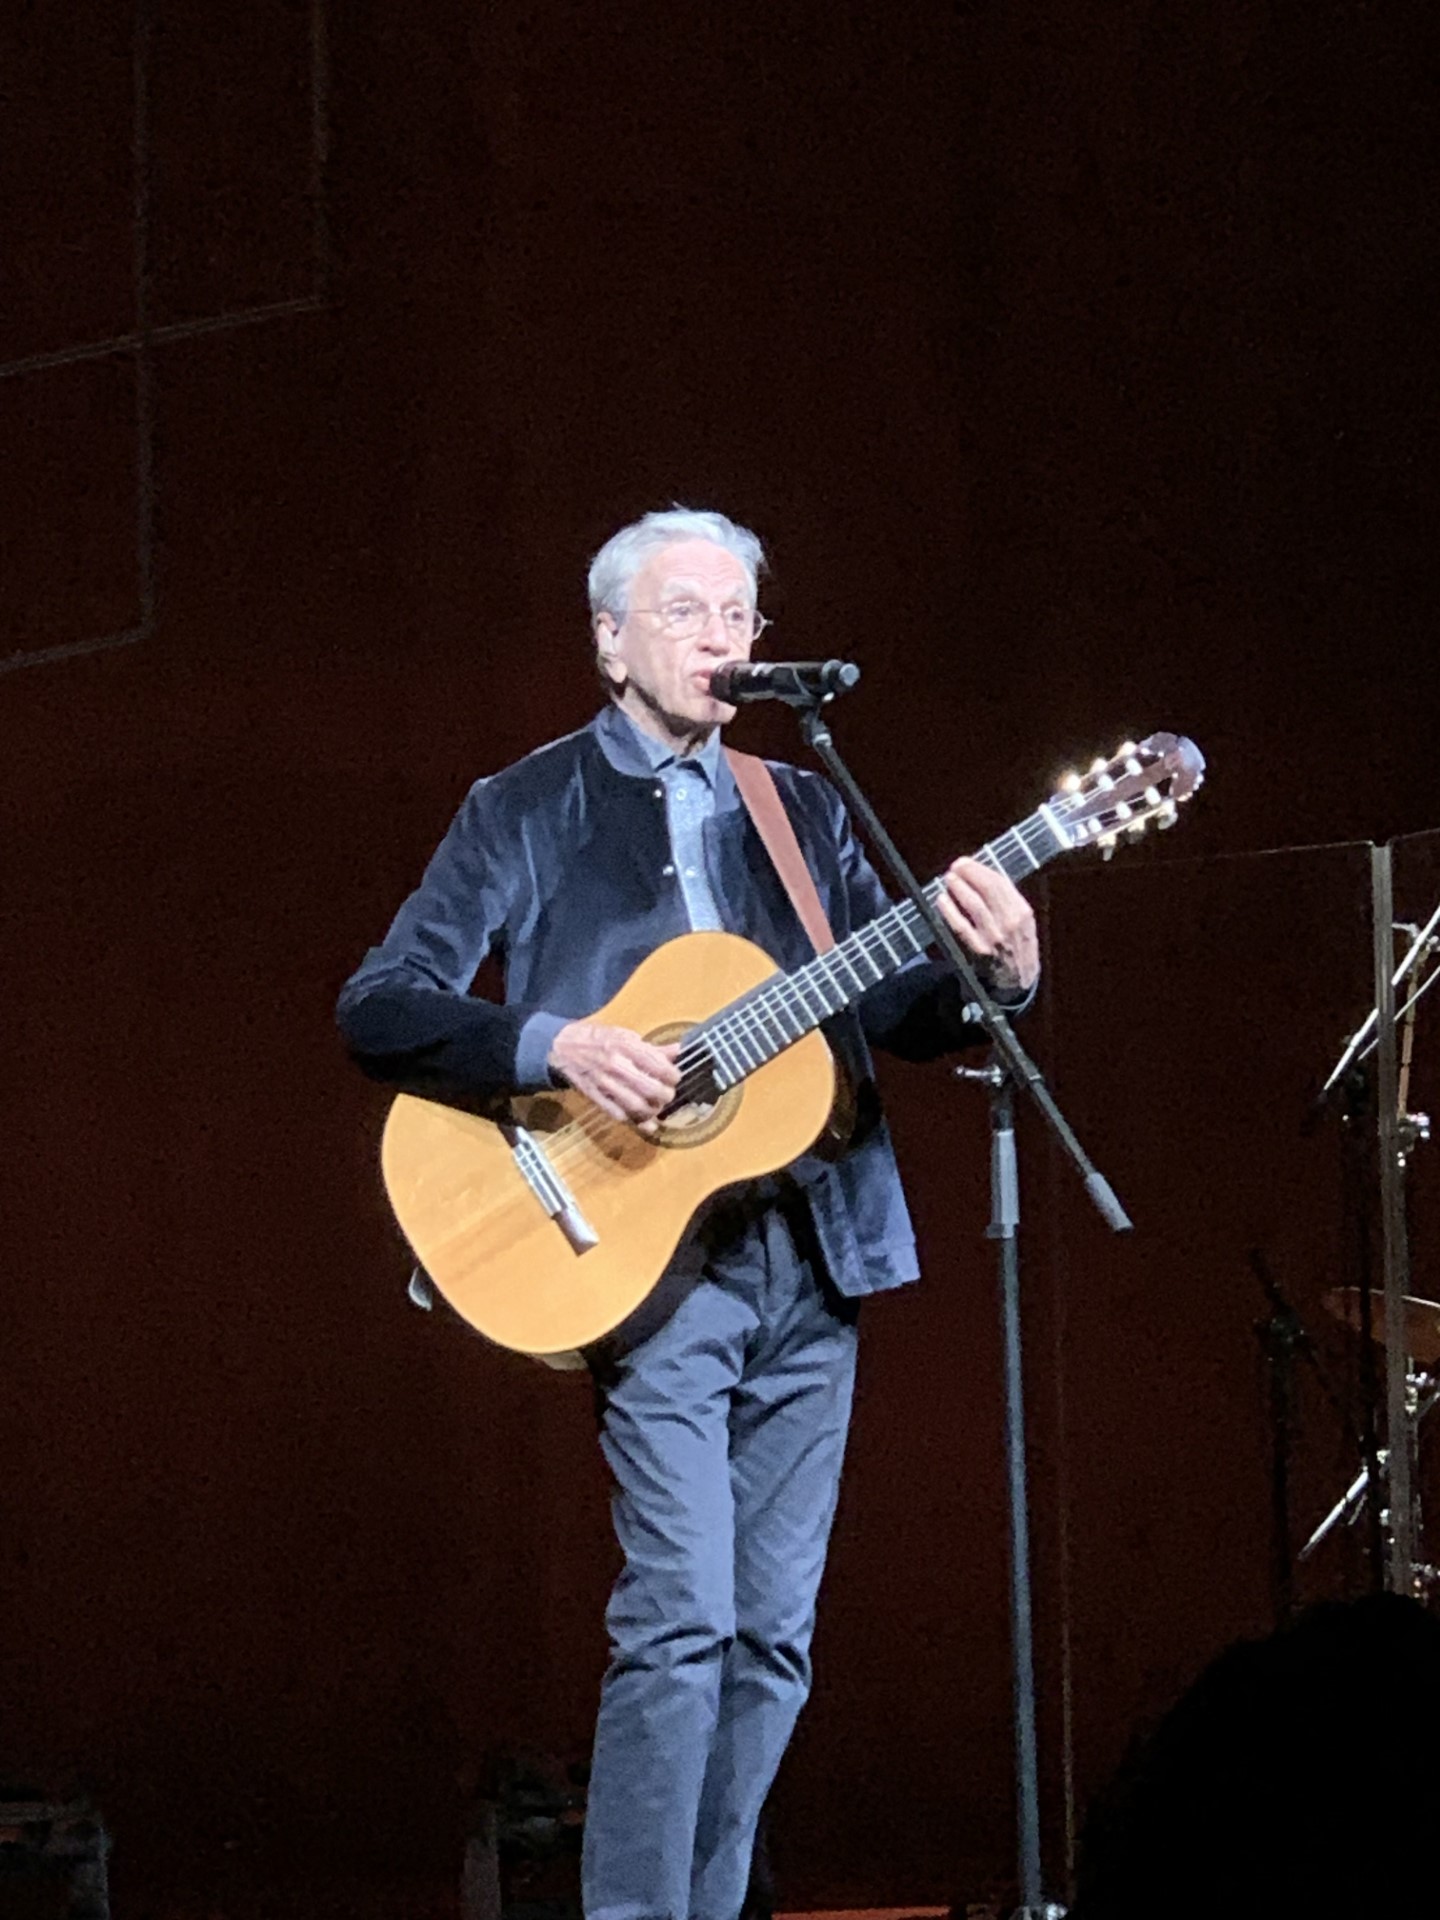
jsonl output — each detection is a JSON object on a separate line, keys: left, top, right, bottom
{"left": 1323, "top": 1288, "right": 1440, "bottom": 1366}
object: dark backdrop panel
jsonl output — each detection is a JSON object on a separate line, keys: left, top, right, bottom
{"left": 0, "top": 0, "right": 134, "bottom": 363}
{"left": 0, "top": 356, "right": 139, "bottom": 657}
{"left": 4, "top": 1, "right": 1437, "bottom": 1909}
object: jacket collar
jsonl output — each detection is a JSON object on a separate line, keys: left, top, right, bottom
{"left": 593, "top": 702, "right": 725, "bottom": 789}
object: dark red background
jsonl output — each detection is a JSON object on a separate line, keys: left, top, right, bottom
{"left": 5, "top": 2, "right": 1437, "bottom": 1911}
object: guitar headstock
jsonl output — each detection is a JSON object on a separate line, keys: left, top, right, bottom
{"left": 1051, "top": 732, "right": 1205, "bottom": 858}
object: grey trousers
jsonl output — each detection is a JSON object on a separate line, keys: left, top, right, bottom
{"left": 582, "top": 1195, "right": 860, "bottom": 1920}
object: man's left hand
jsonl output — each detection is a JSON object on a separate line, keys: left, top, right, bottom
{"left": 936, "top": 857, "right": 1039, "bottom": 995}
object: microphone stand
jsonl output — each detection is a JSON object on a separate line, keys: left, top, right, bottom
{"left": 787, "top": 696, "right": 1130, "bottom": 1920}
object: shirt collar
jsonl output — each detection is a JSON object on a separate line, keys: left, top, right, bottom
{"left": 594, "top": 702, "right": 724, "bottom": 787}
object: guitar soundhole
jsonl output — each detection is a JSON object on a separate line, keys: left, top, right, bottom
{"left": 647, "top": 1021, "right": 742, "bottom": 1150}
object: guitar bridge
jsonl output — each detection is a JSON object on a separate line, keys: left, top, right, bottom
{"left": 507, "top": 1123, "right": 599, "bottom": 1254}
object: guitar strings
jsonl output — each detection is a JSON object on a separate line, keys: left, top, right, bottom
{"left": 535, "top": 801, "right": 1079, "bottom": 1175}
{"left": 540, "top": 938, "right": 886, "bottom": 1172}
{"left": 537, "top": 875, "right": 953, "bottom": 1174}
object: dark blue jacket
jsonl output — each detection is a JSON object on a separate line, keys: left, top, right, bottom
{"left": 337, "top": 714, "right": 1001, "bottom": 1297}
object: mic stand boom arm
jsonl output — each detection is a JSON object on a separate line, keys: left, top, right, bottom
{"left": 794, "top": 699, "right": 1130, "bottom": 1920}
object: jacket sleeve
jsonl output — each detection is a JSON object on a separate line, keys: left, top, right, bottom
{"left": 810, "top": 774, "right": 1037, "bottom": 1062}
{"left": 335, "top": 780, "right": 555, "bottom": 1103}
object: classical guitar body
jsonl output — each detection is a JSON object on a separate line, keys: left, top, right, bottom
{"left": 380, "top": 929, "right": 838, "bottom": 1362}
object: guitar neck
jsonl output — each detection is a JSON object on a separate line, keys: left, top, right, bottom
{"left": 695, "top": 807, "right": 1065, "bottom": 1090}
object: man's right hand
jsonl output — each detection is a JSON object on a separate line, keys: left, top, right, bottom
{"left": 548, "top": 1022, "right": 681, "bottom": 1127}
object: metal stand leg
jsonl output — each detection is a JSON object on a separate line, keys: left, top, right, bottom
{"left": 967, "top": 1066, "right": 1066, "bottom": 1920}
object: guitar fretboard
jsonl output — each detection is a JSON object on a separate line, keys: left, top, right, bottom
{"left": 694, "top": 806, "right": 1067, "bottom": 1090}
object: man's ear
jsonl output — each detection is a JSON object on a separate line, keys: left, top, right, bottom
{"left": 594, "top": 614, "right": 624, "bottom": 686}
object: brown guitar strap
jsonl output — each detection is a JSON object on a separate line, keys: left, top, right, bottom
{"left": 725, "top": 748, "right": 836, "bottom": 956}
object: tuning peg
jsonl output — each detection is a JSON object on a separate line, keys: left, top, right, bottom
{"left": 1113, "top": 801, "right": 1133, "bottom": 822}
{"left": 1119, "top": 740, "right": 1137, "bottom": 757}
{"left": 1060, "top": 771, "right": 1081, "bottom": 793}
{"left": 1089, "top": 757, "right": 1108, "bottom": 776}
{"left": 1125, "top": 819, "right": 1148, "bottom": 838}
{"left": 1144, "top": 785, "right": 1162, "bottom": 808}
{"left": 1157, "top": 803, "right": 1178, "bottom": 829}
{"left": 1099, "top": 834, "right": 1117, "bottom": 861}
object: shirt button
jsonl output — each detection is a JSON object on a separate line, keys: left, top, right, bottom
{"left": 653, "top": 786, "right": 664, "bottom": 800}
{"left": 684, "top": 867, "right": 697, "bottom": 878}
{"left": 662, "top": 863, "right": 675, "bottom": 877}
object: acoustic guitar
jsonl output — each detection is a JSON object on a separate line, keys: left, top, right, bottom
{"left": 380, "top": 733, "right": 1204, "bottom": 1363}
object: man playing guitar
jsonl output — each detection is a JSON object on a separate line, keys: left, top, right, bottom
{"left": 337, "top": 508, "right": 1038, "bottom": 1920}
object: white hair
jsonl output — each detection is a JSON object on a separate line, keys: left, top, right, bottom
{"left": 587, "top": 507, "right": 767, "bottom": 621}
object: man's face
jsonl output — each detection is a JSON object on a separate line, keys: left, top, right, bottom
{"left": 596, "top": 538, "right": 757, "bottom": 745}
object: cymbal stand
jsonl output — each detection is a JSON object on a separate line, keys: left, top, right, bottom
{"left": 1316, "top": 869, "right": 1438, "bottom": 1596}
{"left": 1248, "top": 1248, "right": 1358, "bottom": 1621}
{"left": 1299, "top": 1369, "right": 1439, "bottom": 1576}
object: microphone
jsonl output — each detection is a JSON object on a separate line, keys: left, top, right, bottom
{"left": 710, "top": 659, "right": 861, "bottom": 705}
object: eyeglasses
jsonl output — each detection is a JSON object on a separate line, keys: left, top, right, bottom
{"left": 630, "top": 599, "right": 770, "bottom": 643}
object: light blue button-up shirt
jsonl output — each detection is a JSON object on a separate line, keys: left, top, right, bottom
{"left": 514, "top": 705, "right": 734, "bottom": 1084}
{"left": 598, "top": 702, "right": 728, "bottom": 932}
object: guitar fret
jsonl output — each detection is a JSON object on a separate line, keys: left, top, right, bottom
{"left": 794, "top": 963, "right": 832, "bottom": 1022}
{"left": 728, "top": 1017, "right": 760, "bottom": 1079}
{"left": 870, "top": 916, "right": 904, "bottom": 967}
{"left": 768, "top": 983, "right": 806, "bottom": 1040}
{"left": 1023, "top": 811, "right": 1054, "bottom": 859}
{"left": 857, "top": 929, "right": 889, "bottom": 979}
{"left": 693, "top": 1034, "right": 724, "bottom": 1089}
{"left": 980, "top": 832, "right": 1024, "bottom": 884}
{"left": 807, "top": 954, "right": 835, "bottom": 1008}
{"left": 706, "top": 1021, "right": 745, "bottom": 1089}
{"left": 1035, "top": 805, "right": 1068, "bottom": 854}
{"left": 815, "top": 951, "right": 848, "bottom": 1013}
{"left": 754, "top": 999, "right": 789, "bottom": 1056}
{"left": 832, "top": 931, "right": 866, "bottom": 984}
{"left": 788, "top": 975, "right": 817, "bottom": 1026}
{"left": 1004, "top": 824, "right": 1041, "bottom": 872}
{"left": 858, "top": 926, "right": 889, "bottom": 977}
{"left": 888, "top": 913, "right": 917, "bottom": 955}
{"left": 826, "top": 943, "right": 867, "bottom": 998}
{"left": 898, "top": 905, "right": 926, "bottom": 954}
{"left": 730, "top": 1012, "right": 766, "bottom": 1073}
{"left": 736, "top": 1011, "right": 768, "bottom": 1070}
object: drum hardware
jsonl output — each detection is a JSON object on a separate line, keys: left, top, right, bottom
{"left": 1305, "top": 893, "right": 1438, "bottom": 1598}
